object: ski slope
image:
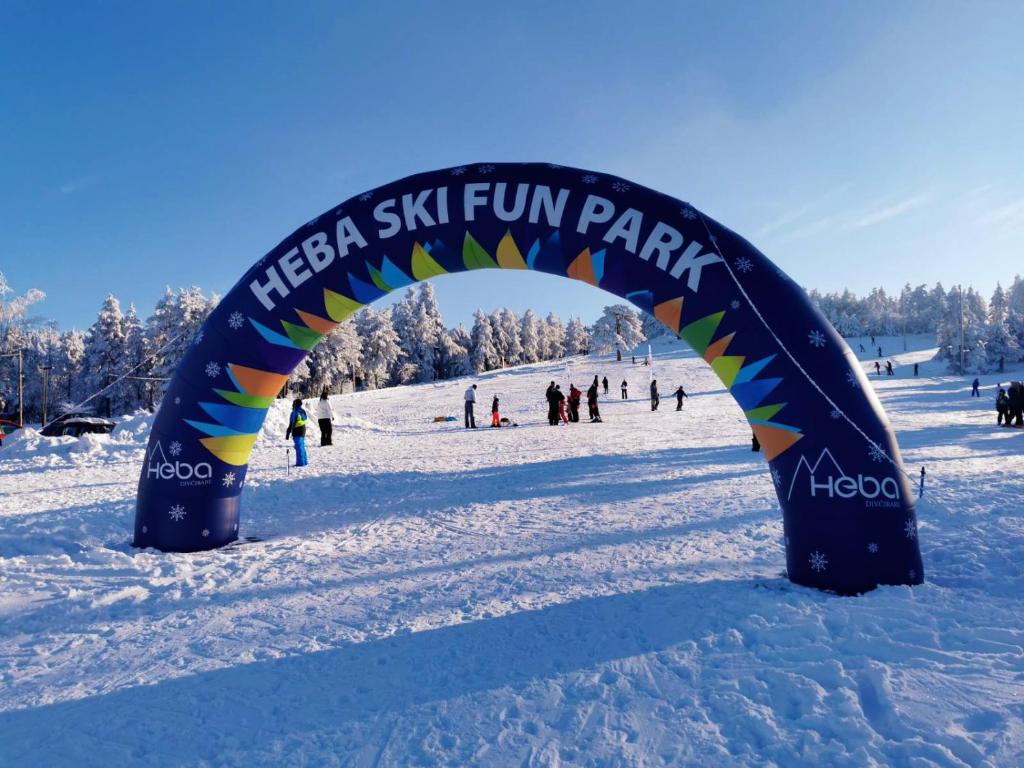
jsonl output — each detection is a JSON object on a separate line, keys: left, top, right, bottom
{"left": 1, "top": 336, "right": 1022, "bottom": 767}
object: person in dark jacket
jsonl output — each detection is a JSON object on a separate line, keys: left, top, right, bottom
{"left": 285, "top": 398, "right": 309, "bottom": 467}
{"left": 1008, "top": 381, "right": 1024, "bottom": 427}
{"left": 650, "top": 380, "right": 660, "bottom": 411}
{"left": 546, "top": 381, "right": 559, "bottom": 426}
{"left": 568, "top": 384, "right": 582, "bottom": 422}
{"left": 555, "top": 385, "right": 568, "bottom": 424}
{"left": 673, "top": 385, "right": 688, "bottom": 410}
{"left": 621, "top": 379, "right": 628, "bottom": 399}
{"left": 587, "top": 382, "right": 602, "bottom": 422}
{"left": 602, "top": 376, "right": 609, "bottom": 395}
{"left": 996, "top": 388, "right": 1009, "bottom": 426}
{"left": 491, "top": 395, "right": 500, "bottom": 428}
{"left": 885, "top": 361, "right": 894, "bottom": 376}
{"left": 971, "top": 378, "right": 980, "bottom": 397}
{"left": 913, "top": 363, "right": 919, "bottom": 376}
{"left": 874, "top": 361, "right": 881, "bottom": 375}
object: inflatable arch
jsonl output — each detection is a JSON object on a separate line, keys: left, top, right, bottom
{"left": 135, "top": 163, "right": 923, "bottom": 594}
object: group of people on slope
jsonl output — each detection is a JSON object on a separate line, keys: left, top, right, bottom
{"left": 545, "top": 377, "right": 603, "bottom": 424}
{"left": 464, "top": 383, "right": 512, "bottom": 428}
{"left": 285, "top": 391, "right": 335, "bottom": 467}
{"left": 995, "top": 381, "right": 1024, "bottom": 427}
{"left": 873, "top": 360, "right": 895, "bottom": 376}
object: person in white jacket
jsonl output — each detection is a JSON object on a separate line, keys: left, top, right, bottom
{"left": 464, "top": 384, "right": 477, "bottom": 428}
{"left": 316, "top": 390, "right": 333, "bottom": 446}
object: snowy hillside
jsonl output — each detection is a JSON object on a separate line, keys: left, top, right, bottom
{"left": 1, "top": 336, "right": 1022, "bottom": 766}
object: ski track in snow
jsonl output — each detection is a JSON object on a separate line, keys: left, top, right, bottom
{"left": 0, "top": 336, "right": 1022, "bottom": 766}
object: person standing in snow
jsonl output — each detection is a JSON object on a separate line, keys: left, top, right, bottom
{"left": 878, "top": 346, "right": 883, "bottom": 358}
{"left": 555, "top": 385, "right": 568, "bottom": 425}
{"left": 587, "top": 381, "right": 602, "bottom": 422}
{"left": 971, "top": 378, "right": 980, "bottom": 397}
{"left": 1007, "top": 381, "right": 1024, "bottom": 426}
{"left": 316, "top": 390, "right": 333, "bottom": 446}
{"left": 673, "top": 385, "right": 688, "bottom": 410}
{"left": 285, "top": 398, "right": 310, "bottom": 467}
{"left": 568, "top": 383, "right": 582, "bottom": 422}
{"left": 602, "top": 376, "right": 609, "bottom": 395}
{"left": 650, "top": 379, "right": 660, "bottom": 411}
{"left": 546, "top": 381, "right": 559, "bottom": 425}
{"left": 914, "top": 363, "right": 919, "bottom": 377}
{"left": 464, "top": 384, "right": 477, "bottom": 428}
{"left": 996, "top": 388, "right": 1009, "bottom": 426}
{"left": 621, "top": 379, "right": 628, "bottom": 399}
{"left": 874, "top": 361, "right": 881, "bottom": 375}
{"left": 491, "top": 395, "right": 501, "bottom": 428}
{"left": 885, "top": 361, "right": 894, "bottom": 376}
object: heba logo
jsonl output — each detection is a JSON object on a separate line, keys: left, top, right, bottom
{"left": 787, "top": 448, "right": 899, "bottom": 502}
{"left": 147, "top": 441, "right": 212, "bottom": 483}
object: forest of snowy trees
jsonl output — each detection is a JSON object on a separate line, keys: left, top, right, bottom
{"left": 2, "top": 272, "right": 1023, "bottom": 423}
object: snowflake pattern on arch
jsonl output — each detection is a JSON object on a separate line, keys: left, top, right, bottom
{"left": 222, "top": 471, "right": 236, "bottom": 488}
{"left": 809, "top": 551, "right": 828, "bottom": 572}
{"left": 194, "top": 330, "right": 204, "bottom": 345}
{"left": 174, "top": 396, "right": 181, "bottom": 405}
{"left": 205, "top": 361, "right": 221, "bottom": 378}
{"left": 904, "top": 518, "right": 917, "bottom": 540}
{"left": 169, "top": 441, "right": 183, "bottom": 457}
{"left": 830, "top": 408, "right": 843, "bottom": 419}
{"left": 358, "top": 191, "right": 374, "bottom": 202}
{"left": 680, "top": 206, "right": 698, "bottom": 220}
{"left": 868, "top": 442, "right": 887, "bottom": 463}
{"left": 770, "top": 466, "right": 782, "bottom": 487}
{"left": 730, "top": 299, "right": 741, "bottom": 310}
{"left": 867, "top": 542, "right": 879, "bottom": 554}
{"left": 450, "top": 166, "right": 467, "bottom": 176}
{"left": 141, "top": 525, "right": 148, "bottom": 534}
{"left": 168, "top": 504, "right": 186, "bottom": 522}
{"left": 477, "top": 164, "right": 495, "bottom": 174}
{"left": 228, "top": 311, "right": 245, "bottom": 330}
{"left": 908, "top": 568, "right": 917, "bottom": 581}
{"left": 581, "top": 174, "right": 598, "bottom": 184}
{"left": 808, "top": 330, "right": 827, "bottom": 348}
{"left": 201, "top": 528, "right": 210, "bottom": 538}
{"left": 611, "top": 181, "right": 630, "bottom": 192}
{"left": 735, "top": 257, "right": 753, "bottom": 273}
{"left": 845, "top": 371, "right": 860, "bottom": 388}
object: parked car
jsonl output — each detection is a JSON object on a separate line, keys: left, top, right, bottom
{"left": 40, "top": 414, "right": 116, "bottom": 438}
{"left": 0, "top": 419, "right": 22, "bottom": 446}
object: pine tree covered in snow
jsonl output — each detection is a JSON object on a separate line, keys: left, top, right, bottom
{"left": 355, "top": 307, "right": 401, "bottom": 389}
{"left": 544, "top": 312, "right": 566, "bottom": 359}
{"left": 438, "top": 325, "right": 473, "bottom": 379}
{"left": 565, "top": 316, "right": 589, "bottom": 355}
{"left": 589, "top": 305, "right": 646, "bottom": 356}
{"left": 520, "top": 309, "right": 542, "bottom": 364}
{"left": 301, "top": 321, "right": 362, "bottom": 395}
{"left": 470, "top": 310, "right": 499, "bottom": 372}
{"left": 145, "top": 287, "right": 218, "bottom": 396}
{"left": 81, "top": 295, "right": 128, "bottom": 416}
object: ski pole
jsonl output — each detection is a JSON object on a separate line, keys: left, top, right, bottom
{"left": 286, "top": 444, "right": 291, "bottom": 476}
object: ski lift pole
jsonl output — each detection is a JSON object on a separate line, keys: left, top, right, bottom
{"left": 917, "top": 466, "right": 926, "bottom": 498}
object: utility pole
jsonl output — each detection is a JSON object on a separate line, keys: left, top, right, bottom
{"left": 17, "top": 349, "right": 24, "bottom": 427}
{"left": 958, "top": 284, "right": 966, "bottom": 377}
{"left": 40, "top": 363, "right": 52, "bottom": 426}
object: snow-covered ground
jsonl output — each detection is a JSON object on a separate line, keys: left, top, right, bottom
{"left": 1, "top": 336, "right": 1022, "bottom": 767}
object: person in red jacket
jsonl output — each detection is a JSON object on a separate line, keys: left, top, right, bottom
{"left": 555, "top": 385, "right": 568, "bottom": 424}
{"left": 568, "top": 384, "right": 582, "bottom": 422}
{"left": 491, "top": 395, "right": 501, "bottom": 427}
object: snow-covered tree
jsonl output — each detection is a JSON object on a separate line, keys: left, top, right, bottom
{"left": 520, "top": 309, "right": 542, "bottom": 363}
{"left": 390, "top": 284, "right": 445, "bottom": 382}
{"left": 544, "top": 312, "right": 565, "bottom": 359}
{"left": 355, "top": 307, "right": 401, "bottom": 389}
{"left": 492, "top": 308, "right": 522, "bottom": 367}
{"left": 438, "top": 325, "right": 473, "bottom": 379}
{"left": 642, "top": 310, "right": 671, "bottom": 341}
{"left": 589, "top": 305, "right": 646, "bottom": 355}
{"left": 985, "top": 283, "right": 1021, "bottom": 369}
{"left": 145, "top": 286, "right": 218, "bottom": 395}
{"left": 81, "top": 295, "right": 128, "bottom": 416}
{"left": 565, "top": 316, "right": 589, "bottom": 355}
{"left": 470, "top": 309, "right": 499, "bottom": 372}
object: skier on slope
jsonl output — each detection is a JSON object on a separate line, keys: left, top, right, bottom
{"left": 602, "top": 376, "right": 609, "bottom": 395}
{"left": 621, "top": 379, "right": 628, "bottom": 399}
{"left": 996, "top": 388, "right": 1009, "bottom": 426}
{"left": 874, "top": 361, "right": 881, "bottom": 375}
{"left": 650, "top": 379, "right": 660, "bottom": 411}
{"left": 285, "top": 398, "right": 310, "bottom": 467}
{"left": 886, "top": 361, "right": 894, "bottom": 376}
{"left": 971, "top": 377, "right": 981, "bottom": 397}
{"left": 673, "top": 385, "right": 688, "bottom": 410}
{"left": 316, "top": 390, "right": 333, "bottom": 446}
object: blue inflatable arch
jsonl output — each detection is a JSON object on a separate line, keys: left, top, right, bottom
{"left": 135, "top": 163, "right": 923, "bottom": 594}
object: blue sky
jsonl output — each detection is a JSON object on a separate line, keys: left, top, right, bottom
{"left": 2, "top": 1, "right": 1022, "bottom": 330}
